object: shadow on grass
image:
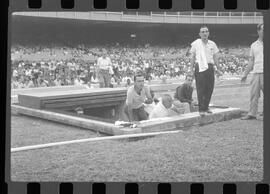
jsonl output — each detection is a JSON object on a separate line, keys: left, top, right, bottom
{"left": 118, "top": 135, "right": 156, "bottom": 142}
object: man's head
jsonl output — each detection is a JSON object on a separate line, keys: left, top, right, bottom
{"left": 126, "top": 78, "right": 131, "bottom": 85}
{"left": 162, "top": 94, "right": 173, "bottom": 109}
{"left": 134, "top": 72, "right": 145, "bottom": 90}
{"left": 185, "top": 74, "right": 194, "bottom": 86}
{"left": 199, "top": 26, "right": 209, "bottom": 40}
{"left": 101, "top": 49, "right": 107, "bottom": 58}
{"left": 257, "top": 23, "right": 263, "bottom": 40}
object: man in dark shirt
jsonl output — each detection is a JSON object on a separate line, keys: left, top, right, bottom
{"left": 174, "top": 74, "right": 195, "bottom": 112}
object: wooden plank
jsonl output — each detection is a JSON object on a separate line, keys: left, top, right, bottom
{"left": 41, "top": 93, "right": 126, "bottom": 104}
{"left": 18, "top": 90, "right": 126, "bottom": 101}
{"left": 42, "top": 96, "right": 126, "bottom": 109}
{"left": 62, "top": 101, "right": 124, "bottom": 110}
{"left": 18, "top": 87, "right": 127, "bottom": 109}
{"left": 18, "top": 87, "right": 127, "bottom": 98}
{"left": 42, "top": 95, "right": 126, "bottom": 107}
{"left": 17, "top": 90, "right": 127, "bottom": 107}
{"left": 53, "top": 101, "right": 124, "bottom": 111}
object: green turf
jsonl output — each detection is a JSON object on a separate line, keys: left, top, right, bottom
{"left": 11, "top": 119, "right": 263, "bottom": 182}
{"left": 11, "top": 115, "right": 102, "bottom": 148}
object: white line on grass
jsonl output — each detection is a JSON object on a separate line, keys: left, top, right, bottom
{"left": 11, "top": 130, "right": 182, "bottom": 153}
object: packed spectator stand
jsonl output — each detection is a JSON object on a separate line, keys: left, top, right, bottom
{"left": 11, "top": 44, "right": 250, "bottom": 89}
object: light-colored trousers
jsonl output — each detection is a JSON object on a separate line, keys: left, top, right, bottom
{"left": 98, "top": 69, "right": 110, "bottom": 88}
{"left": 248, "top": 73, "right": 263, "bottom": 117}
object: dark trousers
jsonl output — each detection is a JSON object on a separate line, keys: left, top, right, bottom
{"left": 124, "top": 105, "right": 148, "bottom": 121}
{"left": 194, "top": 63, "right": 215, "bottom": 112}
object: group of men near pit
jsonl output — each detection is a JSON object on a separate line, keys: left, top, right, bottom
{"left": 94, "top": 24, "right": 263, "bottom": 122}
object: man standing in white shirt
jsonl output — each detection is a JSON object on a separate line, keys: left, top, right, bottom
{"left": 190, "top": 26, "right": 220, "bottom": 116}
{"left": 241, "top": 23, "right": 264, "bottom": 120}
{"left": 96, "top": 50, "right": 112, "bottom": 88}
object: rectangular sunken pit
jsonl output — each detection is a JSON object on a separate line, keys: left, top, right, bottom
{"left": 12, "top": 87, "right": 246, "bottom": 135}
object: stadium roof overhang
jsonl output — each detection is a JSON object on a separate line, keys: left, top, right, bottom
{"left": 13, "top": 11, "right": 263, "bottom": 24}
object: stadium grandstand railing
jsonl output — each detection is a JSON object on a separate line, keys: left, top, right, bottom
{"left": 13, "top": 11, "right": 263, "bottom": 24}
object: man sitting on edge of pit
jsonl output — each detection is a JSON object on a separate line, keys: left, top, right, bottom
{"left": 149, "top": 94, "right": 177, "bottom": 119}
{"left": 124, "top": 72, "right": 153, "bottom": 122}
{"left": 174, "top": 74, "right": 195, "bottom": 113}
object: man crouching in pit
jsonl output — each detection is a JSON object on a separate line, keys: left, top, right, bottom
{"left": 124, "top": 72, "right": 153, "bottom": 122}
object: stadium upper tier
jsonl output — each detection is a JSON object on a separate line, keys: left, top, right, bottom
{"left": 13, "top": 11, "right": 263, "bottom": 24}
{"left": 11, "top": 15, "right": 260, "bottom": 46}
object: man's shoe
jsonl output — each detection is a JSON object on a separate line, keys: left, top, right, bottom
{"left": 241, "top": 115, "right": 256, "bottom": 120}
{"left": 199, "top": 111, "right": 206, "bottom": 117}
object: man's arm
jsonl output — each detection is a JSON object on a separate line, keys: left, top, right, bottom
{"left": 96, "top": 58, "right": 101, "bottom": 72}
{"left": 126, "top": 88, "right": 136, "bottom": 122}
{"left": 241, "top": 45, "right": 255, "bottom": 82}
{"left": 213, "top": 52, "right": 224, "bottom": 76}
{"left": 174, "top": 86, "right": 181, "bottom": 100}
{"left": 107, "top": 58, "right": 112, "bottom": 70}
{"left": 189, "top": 87, "right": 194, "bottom": 103}
{"left": 213, "top": 43, "right": 221, "bottom": 72}
{"left": 190, "top": 52, "right": 196, "bottom": 75}
{"left": 144, "top": 86, "right": 153, "bottom": 104}
{"left": 189, "top": 44, "right": 196, "bottom": 74}
{"left": 127, "top": 104, "right": 134, "bottom": 122}
{"left": 241, "top": 56, "right": 254, "bottom": 82}
{"left": 213, "top": 53, "right": 220, "bottom": 69}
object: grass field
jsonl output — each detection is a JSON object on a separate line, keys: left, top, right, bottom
{"left": 10, "top": 81, "right": 263, "bottom": 182}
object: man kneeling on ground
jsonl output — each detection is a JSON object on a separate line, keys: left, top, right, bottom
{"left": 124, "top": 72, "right": 153, "bottom": 122}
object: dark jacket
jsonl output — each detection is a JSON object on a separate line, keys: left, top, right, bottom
{"left": 174, "top": 83, "right": 193, "bottom": 104}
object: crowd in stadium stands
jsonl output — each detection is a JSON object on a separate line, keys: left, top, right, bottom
{"left": 11, "top": 44, "right": 249, "bottom": 89}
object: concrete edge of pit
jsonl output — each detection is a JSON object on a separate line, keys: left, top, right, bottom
{"left": 11, "top": 104, "right": 131, "bottom": 135}
{"left": 11, "top": 105, "right": 247, "bottom": 136}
